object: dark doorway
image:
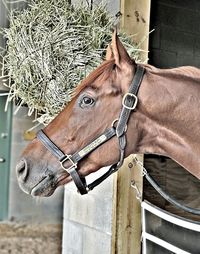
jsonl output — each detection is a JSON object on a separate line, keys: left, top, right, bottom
{"left": 144, "top": 0, "right": 200, "bottom": 221}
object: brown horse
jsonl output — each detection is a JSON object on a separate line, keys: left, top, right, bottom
{"left": 16, "top": 31, "right": 200, "bottom": 197}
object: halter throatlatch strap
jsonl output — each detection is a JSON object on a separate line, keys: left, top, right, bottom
{"left": 37, "top": 65, "right": 145, "bottom": 195}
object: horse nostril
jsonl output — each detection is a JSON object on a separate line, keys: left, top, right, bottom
{"left": 16, "top": 159, "right": 29, "bottom": 182}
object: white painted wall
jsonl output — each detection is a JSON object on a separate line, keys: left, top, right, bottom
{"left": 63, "top": 170, "right": 114, "bottom": 253}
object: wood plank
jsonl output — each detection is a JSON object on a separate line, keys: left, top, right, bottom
{"left": 112, "top": 1, "right": 151, "bottom": 253}
{"left": 120, "top": 0, "right": 151, "bottom": 62}
{"left": 112, "top": 155, "right": 144, "bottom": 254}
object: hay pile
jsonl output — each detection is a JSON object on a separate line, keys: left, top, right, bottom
{"left": 2, "top": 0, "right": 141, "bottom": 125}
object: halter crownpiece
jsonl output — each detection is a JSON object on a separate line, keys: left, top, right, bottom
{"left": 37, "top": 64, "right": 145, "bottom": 195}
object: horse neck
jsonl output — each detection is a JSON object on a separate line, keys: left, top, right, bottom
{"left": 129, "top": 64, "right": 200, "bottom": 179}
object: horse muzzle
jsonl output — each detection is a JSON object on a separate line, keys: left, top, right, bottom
{"left": 16, "top": 158, "right": 57, "bottom": 197}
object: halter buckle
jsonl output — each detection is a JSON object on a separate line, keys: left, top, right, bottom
{"left": 60, "top": 155, "right": 77, "bottom": 173}
{"left": 112, "top": 118, "right": 127, "bottom": 132}
{"left": 122, "top": 93, "right": 138, "bottom": 110}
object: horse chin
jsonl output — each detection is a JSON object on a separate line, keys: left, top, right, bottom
{"left": 30, "top": 171, "right": 71, "bottom": 197}
{"left": 30, "top": 175, "right": 57, "bottom": 197}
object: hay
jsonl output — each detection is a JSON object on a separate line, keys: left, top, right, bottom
{"left": 1, "top": 0, "right": 141, "bottom": 125}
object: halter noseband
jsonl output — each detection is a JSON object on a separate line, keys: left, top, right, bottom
{"left": 37, "top": 65, "right": 145, "bottom": 194}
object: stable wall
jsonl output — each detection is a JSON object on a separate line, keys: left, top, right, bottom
{"left": 63, "top": 173, "right": 114, "bottom": 253}
{"left": 149, "top": 0, "right": 200, "bottom": 68}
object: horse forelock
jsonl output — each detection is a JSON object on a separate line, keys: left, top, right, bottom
{"left": 74, "top": 59, "right": 115, "bottom": 95}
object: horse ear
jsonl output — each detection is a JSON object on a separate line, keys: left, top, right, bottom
{"left": 111, "top": 29, "right": 133, "bottom": 68}
{"left": 105, "top": 44, "right": 113, "bottom": 60}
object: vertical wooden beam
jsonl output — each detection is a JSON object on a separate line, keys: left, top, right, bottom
{"left": 112, "top": 155, "right": 144, "bottom": 254}
{"left": 112, "top": 1, "right": 151, "bottom": 253}
{"left": 120, "top": 0, "right": 151, "bottom": 62}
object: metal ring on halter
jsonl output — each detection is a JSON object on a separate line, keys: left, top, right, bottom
{"left": 111, "top": 118, "right": 119, "bottom": 128}
{"left": 60, "top": 155, "right": 77, "bottom": 174}
{"left": 111, "top": 118, "right": 127, "bottom": 132}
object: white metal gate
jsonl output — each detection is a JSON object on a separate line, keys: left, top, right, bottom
{"left": 142, "top": 201, "right": 200, "bottom": 254}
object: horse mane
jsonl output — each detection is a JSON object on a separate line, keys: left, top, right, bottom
{"left": 75, "top": 59, "right": 115, "bottom": 95}
{"left": 144, "top": 63, "right": 200, "bottom": 82}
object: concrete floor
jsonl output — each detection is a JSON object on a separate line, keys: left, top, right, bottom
{"left": 0, "top": 223, "right": 62, "bottom": 254}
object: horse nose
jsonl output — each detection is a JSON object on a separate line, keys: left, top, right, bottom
{"left": 16, "top": 159, "right": 29, "bottom": 182}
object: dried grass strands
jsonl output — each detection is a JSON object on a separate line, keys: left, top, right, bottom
{"left": 2, "top": 0, "right": 141, "bottom": 125}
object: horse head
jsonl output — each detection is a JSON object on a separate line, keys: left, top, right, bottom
{"left": 16, "top": 28, "right": 200, "bottom": 198}
{"left": 16, "top": 31, "right": 145, "bottom": 196}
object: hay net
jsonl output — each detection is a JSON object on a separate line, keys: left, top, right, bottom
{"left": 1, "top": 0, "right": 141, "bottom": 125}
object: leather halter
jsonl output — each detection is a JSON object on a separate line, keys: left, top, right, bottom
{"left": 37, "top": 65, "right": 145, "bottom": 194}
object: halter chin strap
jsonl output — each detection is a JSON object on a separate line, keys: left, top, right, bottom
{"left": 37, "top": 65, "right": 145, "bottom": 194}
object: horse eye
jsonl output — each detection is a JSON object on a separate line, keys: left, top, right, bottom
{"left": 80, "top": 96, "right": 95, "bottom": 108}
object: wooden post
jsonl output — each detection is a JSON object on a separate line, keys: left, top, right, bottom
{"left": 112, "top": 1, "right": 151, "bottom": 253}
{"left": 120, "top": 0, "right": 151, "bottom": 63}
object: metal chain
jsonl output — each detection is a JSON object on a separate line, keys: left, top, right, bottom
{"left": 130, "top": 180, "right": 142, "bottom": 202}
{"left": 133, "top": 156, "right": 147, "bottom": 176}
{"left": 129, "top": 156, "right": 147, "bottom": 202}
{"left": 131, "top": 156, "right": 200, "bottom": 215}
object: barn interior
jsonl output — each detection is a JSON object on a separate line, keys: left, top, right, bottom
{"left": 144, "top": 0, "right": 200, "bottom": 221}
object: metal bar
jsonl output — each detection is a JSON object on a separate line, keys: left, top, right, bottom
{"left": 141, "top": 203, "right": 147, "bottom": 254}
{"left": 142, "top": 201, "right": 200, "bottom": 232}
{"left": 142, "top": 232, "right": 191, "bottom": 254}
